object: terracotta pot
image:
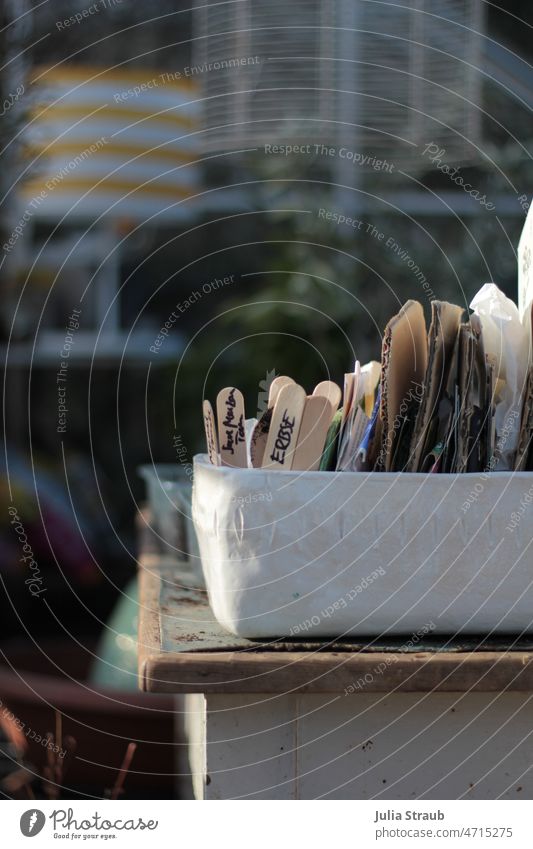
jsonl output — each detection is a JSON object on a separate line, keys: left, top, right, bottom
{"left": 0, "top": 638, "right": 179, "bottom": 798}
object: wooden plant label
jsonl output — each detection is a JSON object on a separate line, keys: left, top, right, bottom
{"left": 262, "top": 383, "right": 306, "bottom": 470}
{"left": 292, "top": 395, "right": 335, "bottom": 471}
{"left": 216, "top": 387, "right": 247, "bottom": 467}
{"left": 202, "top": 400, "right": 220, "bottom": 465}
{"left": 268, "top": 375, "right": 294, "bottom": 408}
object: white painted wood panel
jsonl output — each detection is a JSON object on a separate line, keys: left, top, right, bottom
{"left": 184, "top": 692, "right": 533, "bottom": 800}
{"left": 205, "top": 694, "right": 298, "bottom": 799}
{"left": 297, "top": 693, "right": 533, "bottom": 799}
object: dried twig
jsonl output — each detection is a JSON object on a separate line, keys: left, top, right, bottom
{"left": 54, "top": 712, "right": 63, "bottom": 786}
{"left": 109, "top": 742, "right": 137, "bottom": 800}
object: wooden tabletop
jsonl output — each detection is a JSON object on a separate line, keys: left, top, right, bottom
{"left": 138, "top": 555, "right": 533, "bottom": 696}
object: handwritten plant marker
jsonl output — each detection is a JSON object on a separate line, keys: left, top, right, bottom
{"left": 250, "top": 407, "right": 272, "bottom": 468}
{"left": 268, "top": 375, "right": 295, "bottom": 408}
{"left": 312, "top": 380, "right": 342, "bottom": 414}
{"left": 216, "top": 387, "right": 247, "bottom": 468}
{"left": 262, "top": 383, "right": 306, "bottom": 470}
{"left": 202, "top": 400, "right": 220, "bottom": 465}
{"left": 292, "top": 395, "right": 335, "bottom": 471}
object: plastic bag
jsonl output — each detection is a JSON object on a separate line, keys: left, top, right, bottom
{"left": 470, "top": 283, "right": 527, "bottom": 469}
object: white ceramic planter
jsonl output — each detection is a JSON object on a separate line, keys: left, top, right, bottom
{"left": 192, "top": 455, "right": 533, "bottom": 639}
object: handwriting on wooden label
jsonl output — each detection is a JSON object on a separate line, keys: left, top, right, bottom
{"left": 202, "top": 400, "right": 220, "bottom": 465}
{"left": 216, "top": 387, "right": 247, "bottom": 467}
{"left": 262, "top": 383, "right": 306, "bottom": 470}
{"left": 221, "top": 389, "right": 245, "bottom": 452}
{"left": 269, "top": 410, "right": 297, "bottom": 465}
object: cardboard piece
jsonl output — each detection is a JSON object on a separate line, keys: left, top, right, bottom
{"left": 338, "top": 407, "right": 370, "bottom": 471}
{"left": 470, "top": 283, "right": 527, "bottom": 469}
{"left": 379, "top": 300, "right": 428, "bottom": 472}
{"left": 262, "top": 383, "right": 306, "bottom": 470}
{"left": 360, "top": 361, "right": 381, "bottom": 417}
{"left": 409, "top": 301, "right": 464, "bottom": 472}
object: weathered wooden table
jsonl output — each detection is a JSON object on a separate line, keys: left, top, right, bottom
{"left": 138, "top": 545, "right": 533, "bottom": 800}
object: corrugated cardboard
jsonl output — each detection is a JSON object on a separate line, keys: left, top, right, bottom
{"left": 379, "top": 300, "right": 427, "bottom": 471}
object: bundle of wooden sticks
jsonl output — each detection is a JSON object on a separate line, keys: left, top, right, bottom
{"left": 203, "top": 364, "right": 380, "bottom": 472}
{"left": 201, "top": 206, "right": 533, "bottom": 474}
